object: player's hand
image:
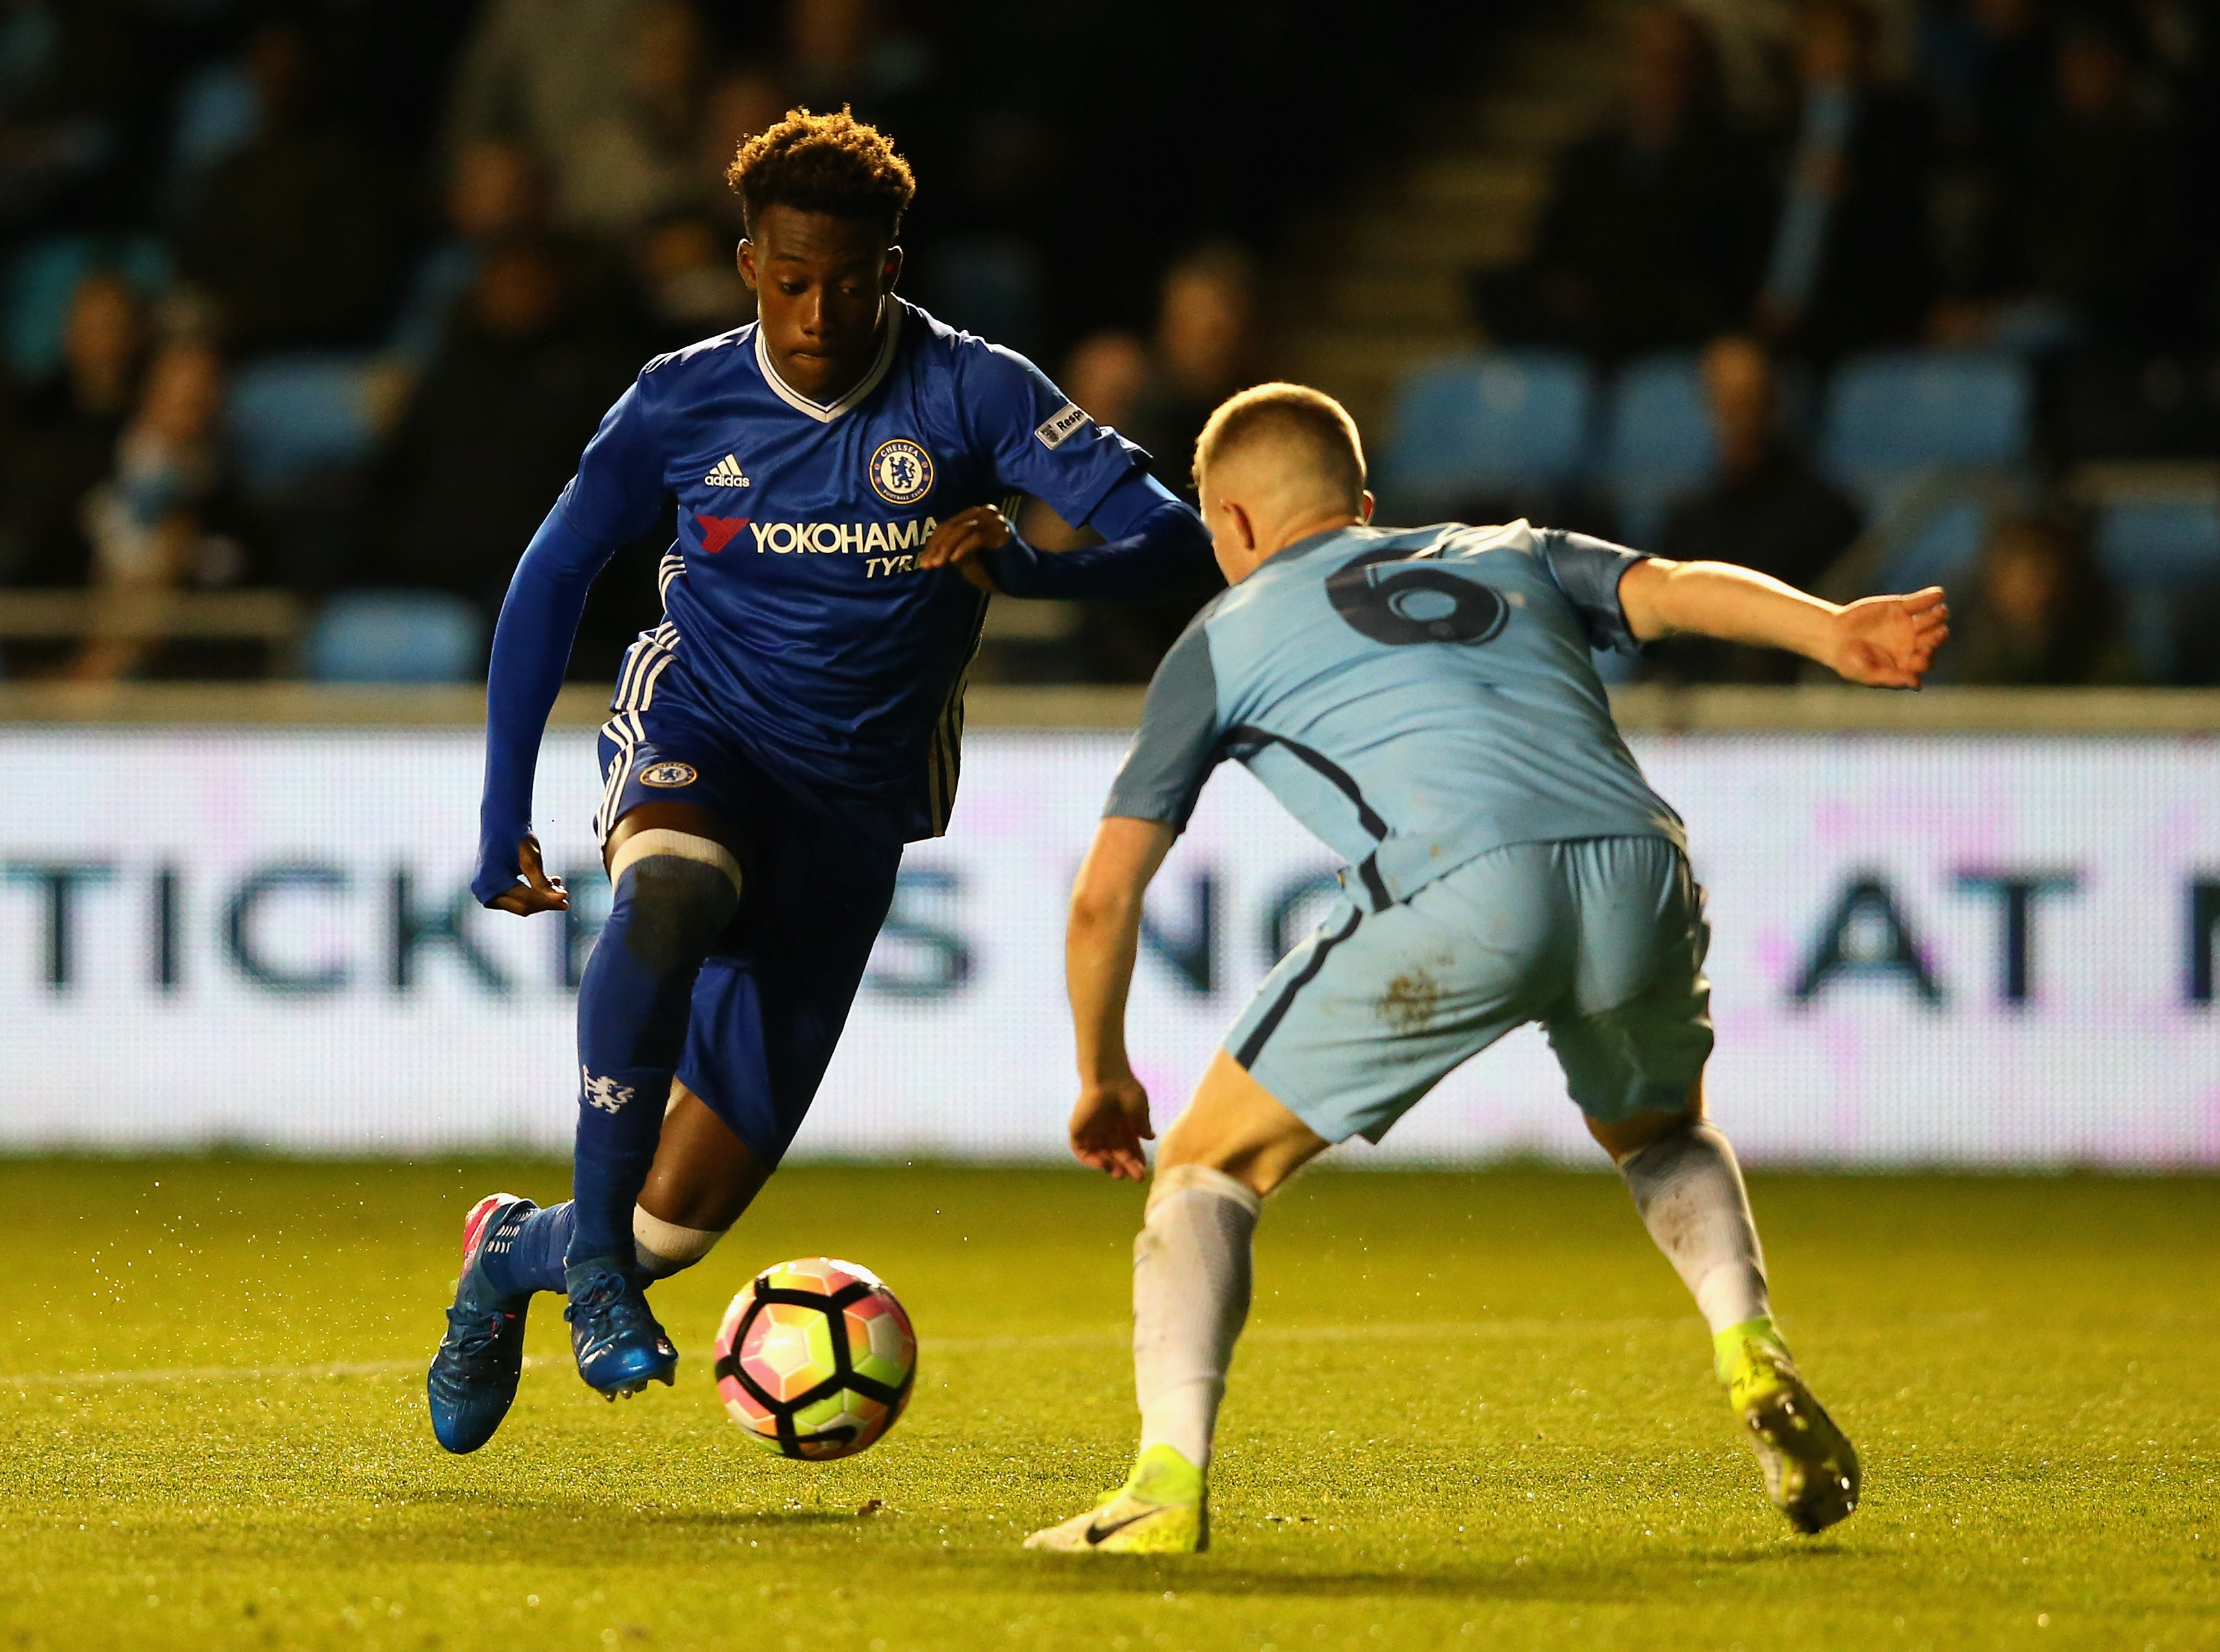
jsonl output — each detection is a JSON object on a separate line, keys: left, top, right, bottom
{"left": 916, "top": 504, "right": 1010, "bottom": 592}
{"left": 1069, "top": 1069, "right": 1153, "bottom": 1182}
{"left": 487, "top": 834, "right": 570, "bottom": 916}
{"left": 1826, "top": 587, "right": 1950, "bottom": 689}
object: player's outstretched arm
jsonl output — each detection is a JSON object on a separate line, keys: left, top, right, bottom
{"left": 915, "top": 504, "right": 1015, "bottom": 590}
{"left": 1066, "top": 815, "right": 1179, "bottom": 1180}
{"left": 916, "top": 473, "right": 1211, "bottom": 599}
{"left": 474, "top": 505, "right": 624, "bottom": 911}
{"left": 1618, "top": 558, "right": 1950, "bottom": 689}
{"left": 476, "top": 376, "right": 664, "bottom": 911}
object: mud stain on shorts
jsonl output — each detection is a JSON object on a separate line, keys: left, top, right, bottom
{"left": 1378, "top": 967, "right": 1443, "bottom": 1034}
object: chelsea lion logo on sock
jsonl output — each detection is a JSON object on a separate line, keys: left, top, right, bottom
{"left": 582, "top": 1067, "right": 636, "bottom": 1114}
{"left": 639, "top": 761, "right": 698, "bottom": 788}
{"left": 868, "top": 438, "right": 934, "bottom": 505}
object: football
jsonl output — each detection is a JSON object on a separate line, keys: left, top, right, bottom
{"left": 712, "top": 1257, "right": 917, "bottom": 1460}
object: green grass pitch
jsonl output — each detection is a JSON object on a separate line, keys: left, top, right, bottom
{"left": 2, "top": 1158, "right": 2213, "bottom": 1651}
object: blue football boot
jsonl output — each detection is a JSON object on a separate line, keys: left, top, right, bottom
{"left": 564, "top": 1257, "right": 678, "bottom": 1397}
{"left": 426, "top": 1192, "right": 535, "bottom": 1454}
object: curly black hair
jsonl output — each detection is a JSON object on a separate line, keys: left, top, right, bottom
{"left": 726, "top": 107, "right": 917, "bottom": 241}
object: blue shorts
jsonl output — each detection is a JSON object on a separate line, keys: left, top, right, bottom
{"left": 596, "top": 691, "right": 902, "bottom": 1167}
{"left": 1227, "top": 835, "right": 1713, "bottom": 1142}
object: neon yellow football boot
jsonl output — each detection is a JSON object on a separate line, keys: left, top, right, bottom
{"left": 1023, "top": 1444, "right": 1208, "bottom": 1554}
{"left": 1717, "top": 1318, "right": 1861, "bottom": 1535}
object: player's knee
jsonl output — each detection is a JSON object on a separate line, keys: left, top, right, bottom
{"left": 1600, "top": 1109, "right": 1719, "bottom": 1179}
{"left": 607, "top": 830, "right": 743, "bottom": 971}
{"left": 633, "top": 1206, "right": 728, "bottom": 1280}
{"left": 1156, "top": 1054, "right": 1325, "bottom": 1199}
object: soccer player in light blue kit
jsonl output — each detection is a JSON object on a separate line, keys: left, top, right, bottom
{"left": 425, "top": 111, "right": 1213, "bottom": 1453}
{"left": 1028, "top": 383, "right": 1948, "bottom": 1553}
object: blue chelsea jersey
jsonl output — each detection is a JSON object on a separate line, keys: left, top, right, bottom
{"left": 556, "top": 298, "right": 1147, "bottom": 837}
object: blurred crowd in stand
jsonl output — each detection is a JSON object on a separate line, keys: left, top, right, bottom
{"left": 1, "top": 0, "right": 2214, "bottom": 689}
{"left": 0, "top": 0, "right": 1494, "bottom": 684}
{"left": 1476, "top": 0, "right": 2220, "bottom": 686}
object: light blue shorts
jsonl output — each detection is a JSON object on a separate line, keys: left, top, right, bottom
{"left": 1225, "top": 835, "right": 1713, "bottom": 1142}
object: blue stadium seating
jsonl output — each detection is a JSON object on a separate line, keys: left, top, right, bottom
{"left": 2095, "top": 498, "right": 2220, "bottom": 583}
{"left": 1820, "top": 351, "right": 2032, "bottom": 496}
{"left": 3, "top": 235, "right": 173, "bottom": 383}
{"left": 225, "top": 355, "right": 383, "bottom": 497}
{"left": 2093, "top": 496, "right": 2220, "bottom": 681}
{"left": 166, "top": 62, "right": 261, "bottom": 205}
{"left": 305, "top": 592, "right": 485, "bottom": 683}
{"left": 1597, "top": 353, "right": 1713, "bottom": 548}
{"left": 1818, "top": 351, "right": 2032, "bottom": 596}
{"left": 1876, "top": 494, "right": 1993, "bottom": 592}
{"left": 1381, "top": 351, "right": 1592, "bottom": 518}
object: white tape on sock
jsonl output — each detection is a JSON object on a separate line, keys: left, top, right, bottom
{"left": 1144, "top": 1161, "right": 1264, "bottom": 1220}
{"left": 607, "top": 828, "right": 743, "bottom": 898}
{"left": 632, "top": 1206, "right": 728, "bottom": 1280}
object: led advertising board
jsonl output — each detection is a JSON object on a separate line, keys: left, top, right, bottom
{"left": 1, "top": 729, "right": 2214, "bottom": 1165}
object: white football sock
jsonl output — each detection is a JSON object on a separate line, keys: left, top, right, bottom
{"left": 1616, "top": 1121, "right": 1771, "bottom": 1335}
{"left": 1132, "top": 1163, "right": 1260, "bottom": 1473}
{"left": 632, "top": 1206, "right": 726, "bottom": 1280}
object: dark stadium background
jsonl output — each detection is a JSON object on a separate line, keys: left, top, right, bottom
{"left": 7, "top": 0, "right": 2217, "bottom": 690}
{"left": 0, "top": 0, "right": 1510, "bottom": 683}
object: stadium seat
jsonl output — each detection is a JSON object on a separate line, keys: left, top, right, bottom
{"left": 1380, "top": 351, "right": 1593, "bottom": 518}
{"left": 3, "top": 235, "right": 173, "bottom": 384}
{"left": 1820, "top": 351, "right": 2031, "bottom": 500}
{"left": 1875, "top": 494, "right": 1993, "bottom": 592}
{"left": 225, "top": 355, "right": 384, "bottom": 497}
{"left": 1816, "top": 352, "right": 2033, "bottom": 598}
{"left": 166, "top": 61, "right": 262, "bottom": 208}
{"left": 2093, "top": 497, "right": 2220, "bottom": 681}
{"left": 1597, "top": 353, "right": 1713, "bottom": 548}
{"left": 2095, "top": 497, "right": 2220, "bottom": 584}
{"left": 305, "top": 591, "right": 485, "bottom": 684}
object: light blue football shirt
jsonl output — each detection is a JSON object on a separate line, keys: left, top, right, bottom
{"left": 1103, "top": 520, "right": 1686, "bottom": 908}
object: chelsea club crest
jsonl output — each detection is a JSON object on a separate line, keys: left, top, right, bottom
{"left": 868, "top": 438, "right": 934, "bottom": 505}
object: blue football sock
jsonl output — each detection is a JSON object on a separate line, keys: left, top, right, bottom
{"left": 568, "top": 843, "right": 740, "bottom": 1266}
{"left": 480, "top": 1201, "right": 574, "bottom": 1297}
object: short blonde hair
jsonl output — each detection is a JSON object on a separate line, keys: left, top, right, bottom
{"left": 1192, "top": 382, "right": 1366, "bottom": 511}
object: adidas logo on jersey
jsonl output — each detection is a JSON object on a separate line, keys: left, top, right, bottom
{"left": 704, "top": 454, "right": 750, "bottom": 487}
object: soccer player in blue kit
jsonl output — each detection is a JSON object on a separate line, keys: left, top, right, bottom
{"left": 1027, "top": 383, "right": 1948, "bottom": 1553}
{"left": 426, "top": 110, "right": 1212, "bottom": 1453}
